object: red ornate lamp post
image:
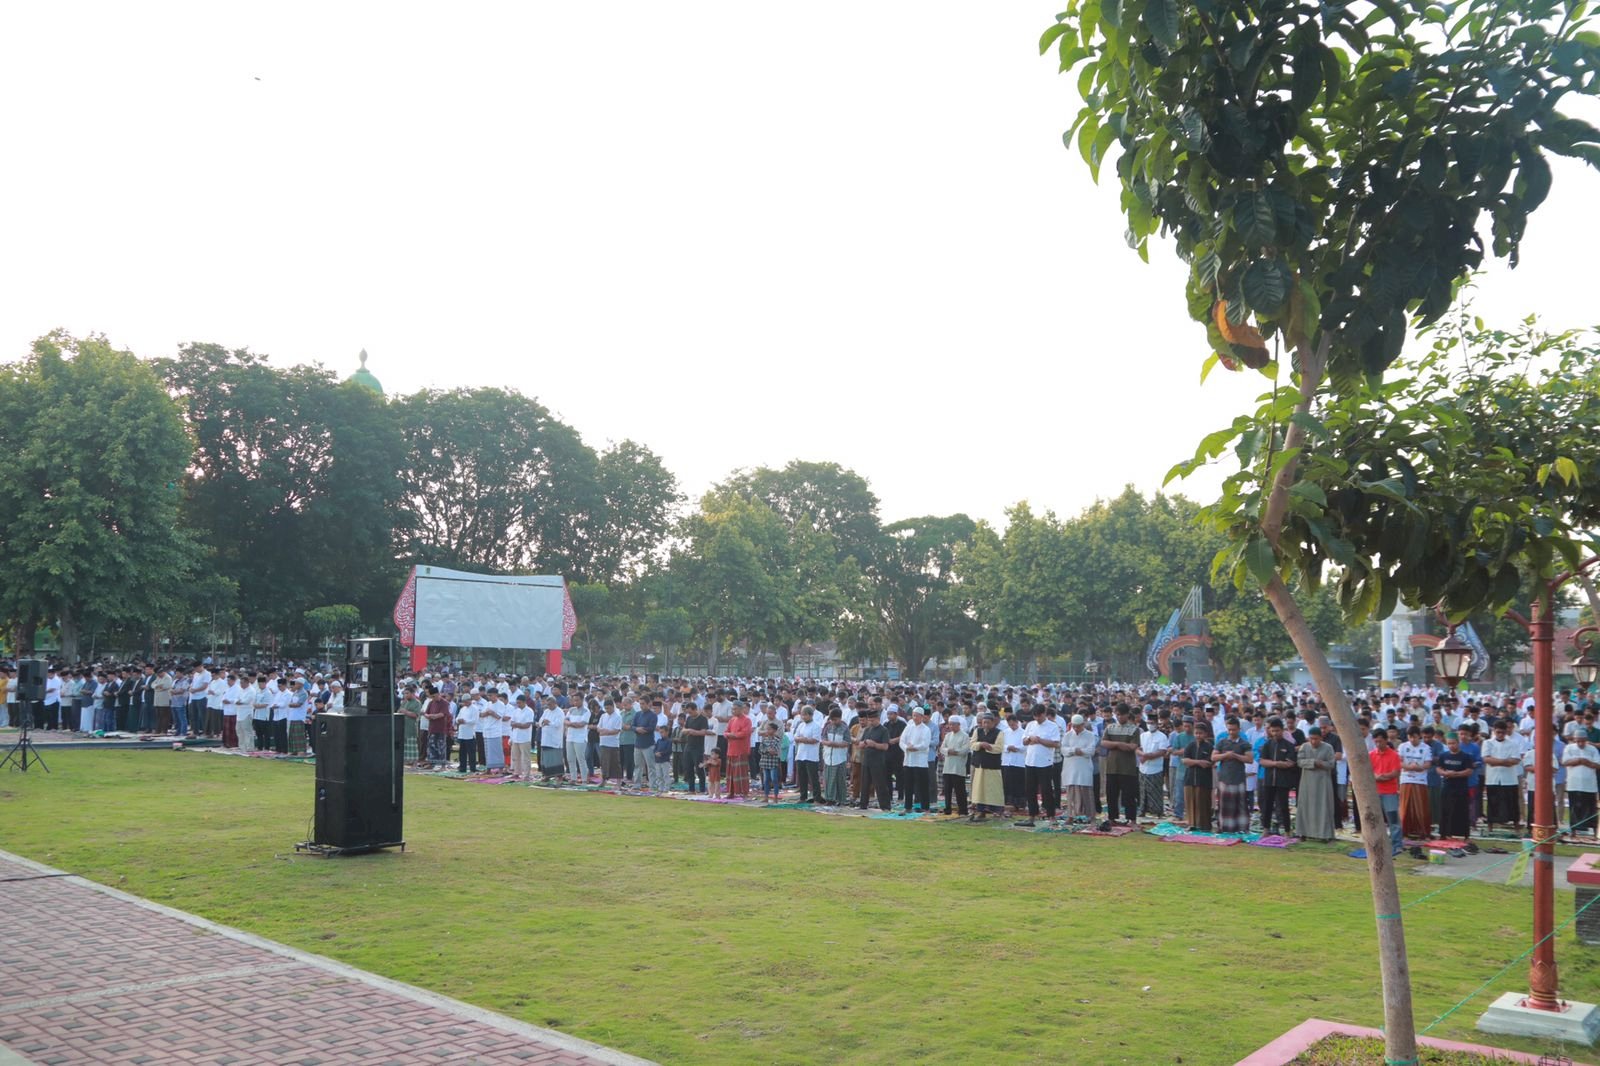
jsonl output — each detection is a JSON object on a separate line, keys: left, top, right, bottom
{"left": 1481, "top": 555, "right": 1600, "bottom": 1018}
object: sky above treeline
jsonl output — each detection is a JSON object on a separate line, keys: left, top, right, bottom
{"left": 3, "top": 2, "right": 1594, "bottom": 527}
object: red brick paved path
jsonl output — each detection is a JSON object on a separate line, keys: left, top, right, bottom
{"left": 0, "top": 852, "right": 650, "bottom": 1066}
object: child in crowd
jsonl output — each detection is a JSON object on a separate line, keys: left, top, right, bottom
{"left": 703, "top": 751, "right": 723, "bottom": 799}
{"left": 759, "top": 721, "right": 783, "bottom": 802}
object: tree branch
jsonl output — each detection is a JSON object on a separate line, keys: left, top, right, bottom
{"left": 1260, "top": 332, "right": 1330, "bottom": 552}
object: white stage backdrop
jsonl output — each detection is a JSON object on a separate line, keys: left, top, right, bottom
{"left": 412, "top": 566, "right": 565, "bottom": 649}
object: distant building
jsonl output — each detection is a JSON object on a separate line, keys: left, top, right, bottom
{"left": 347, "top": 349, "right": 383, "bottom": 395}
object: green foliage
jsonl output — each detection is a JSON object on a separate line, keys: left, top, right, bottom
{"left": 1191, "top": 312, "right": 1600, "bottom": 623}
{"left": 862, "top": 514, "right": 978, "bottom": 679}
{"left": 1050, "top": 0, "right": 1600, "bottom": 387}
{"left": 394, "top": 389, "right": 677, "bottom": 585}
{"left": 156, "top": 343, "right": 405, "bottom": 634}
{"left": 1208, "top": 581, "right": 1345, "bottom": 679}
{"left": 0, "top": 333, "right": 201, "bottom": 648}
{"left": 302, "top": 604, "right": 361, "bottom": 641}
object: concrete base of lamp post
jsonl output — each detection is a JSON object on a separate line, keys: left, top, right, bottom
{"left": 1476, "top": 992, "right": 1600, "bottom": 1045}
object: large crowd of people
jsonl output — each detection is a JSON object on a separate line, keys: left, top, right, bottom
{"left": 6, "top": 659, "right": 1597, "bottom": 849}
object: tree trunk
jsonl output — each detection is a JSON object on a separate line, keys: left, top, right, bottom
{"left": 779, "top": 644, "right": 794, "bottom": 676}
{"left": 1263, "top": 574, "right": 1416, "bottom": 1061}
{"left": 14, "top": 620, "right": 37, "bottom": 656}
{"left": 59, "top": 602, "right": 80, "bottom": 663}
{"left": 706, "top": 621, "right": 720, "bottom": 674}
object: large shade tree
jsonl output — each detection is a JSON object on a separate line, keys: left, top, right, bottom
{"left": 0, "top": 333, "right": 200, "bottom": 658}
{"left": 1047, "top": 0, "right": 1600, "bottom": 1055}
{"left": 157, "top": 343, "right": 404, "bottom": 636}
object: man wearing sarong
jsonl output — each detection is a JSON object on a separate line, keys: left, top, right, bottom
{"left": 1212, "top": 717, "right": 1253, "bottom": 832}
{"left": 820, "top": 707, "right": 851, "bottom": 804}
{"left": 1182, "top": 723, "right": 1215, "bottom": 830}
{"left": 1397, "top": 726, "right": 1434, "bottom": 839}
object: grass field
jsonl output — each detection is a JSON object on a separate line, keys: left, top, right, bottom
{"left": 1, "top": 750, "right": 1596, "bottom": 1065}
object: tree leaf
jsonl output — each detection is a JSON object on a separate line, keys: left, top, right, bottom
{"left": 1244, "top": 536, "right": 1277, "bottom": 588}
{"left": 1242, "top": 258, "right": 1292, "bottom": 315}
{"left": 1143, "top": 0, "right": 1180, "bottom": 50}
{"left": 1040, "top": 22, "right": 1072, "bottom": 55}
{"left": 1234, "top": 192, "right": 1278, "bottom": 248}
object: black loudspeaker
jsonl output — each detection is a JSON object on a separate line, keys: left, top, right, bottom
{"left": 15, "top": 659, "right": 44, "bottom": 702}
{"left": 344, "top": 637, "right": 394, "bottom": 714}
{"left": 312, "top": 712, "right": 404, "bottom": 851}
{"left": 1169, "top": 660, "right": 1188, "bottom": 685}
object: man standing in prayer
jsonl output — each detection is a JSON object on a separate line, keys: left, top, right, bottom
{"left": 1437, "top": 732, "right": 1475, "bottom": 839}
{"left": 1370, "top": 730, "right": 1404, "bottom": 854}
{"left": 1294, "top": 726, "right": 1337, "bottom": 842}
{"left": 1101, "top": 706, "right": 1142, "bottom": 825}
{"left": 1136, "top": 717, "right": 1170, "bottom": 821}
{"left": 791, "top": 705, "right": 822, "bottom": 803}
{"left": 1182, "top": 722, "right": 1215, "bottom": 830}
{"left": 1256, "top": 718, "right": 1299, "bottom": 834}
{"left": 897, "top": 707, "right": 933, "bottom": 812}
{"left": 1212, "top": 717, "right": 1253, "bottom": 833}
{"left": 1060, "top": 714, "right": 1097, "bottom": 820}
{"left": 819, "top": 706, "right": 851, "bottom": 804}
{"left": 969, "top": 709, "right": 1006, "bottom": 821}
{"left": 1481, "top": 721, "right": 1523, "bottom": 832}
{"left": 1398, "top": 726, "right": 1435, "bottom": 839}
{"left": 856, "top": 708, "right": 893, "bottom": 811}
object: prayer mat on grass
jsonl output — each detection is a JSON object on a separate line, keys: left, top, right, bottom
{"left": 1078, "top": 825, "right": 1139, "bottom": 837}
{"left": 1250, "top": 834, "right": 1300, "bottom": 848}
{"left": 1162, "top": 833, "right": 1242, "bottom": 846}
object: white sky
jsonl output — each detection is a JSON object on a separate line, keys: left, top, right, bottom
{"left": 2, "top": 3, "right": 1593, "bottom": 527}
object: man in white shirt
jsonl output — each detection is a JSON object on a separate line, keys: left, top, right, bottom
{"left": 1019, "top": 706, "right": 1062, "bottom": 825}
{"left": 507, "top": 695, "right": 536, "bottom": 780}
{"left": 896, "top": 708, "right": 933, "bottom": 812}
{"left": 1137, "top": 723, "right": 1171, "bottom": 821}
{"left": 537, "top": 698, "right": 565, "bottom": 780}
{"left": 1481, "top": 723, "right": 1523, "bottom": 830}
{"left": 564, "top": 701, "right": 591, "bottom": 782}
{"left": 1000, "top": 712, "right": 1027, "bottom": 813}
{"left": 454, "top": 696, "right": 481, "bottom": 773}
{"left": 1060, "top": 714, "right": 1098, "bottom": 820}
{"left": 43, "top": 667, "right": 62, "bottom": 731}
{"left": 597, "top": 701, "right": 623, "bottom": 783}
{"left": 220, "top": 672, "right": 243, "bottom": 749}
{"left": 1562, "top": 735, "right": 1599, "bottom": 839}
{"left": 791, "top": 705, "right": 822, "bottom": 803}
{"left": 204, "top": 672, "right": 229, "bottom": 738}
{"left": 1397, "top": 727, "right": 1434, "bottom": 840}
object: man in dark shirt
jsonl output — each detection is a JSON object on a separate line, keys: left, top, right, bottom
{"left": 1257, "top": 718, "right": 1299, "bottom": 834}
{"left": 856, "top": 709, "right": 893, "bottom": 811}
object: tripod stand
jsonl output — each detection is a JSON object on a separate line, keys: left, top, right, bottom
{"left": 1, "top": 712, "right": 49, "bottom": 773}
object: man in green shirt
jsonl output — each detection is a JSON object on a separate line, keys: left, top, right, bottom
{"left": 619, "top": 702, "right": 638, "bottom": 784}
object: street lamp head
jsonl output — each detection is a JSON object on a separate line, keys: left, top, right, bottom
{"left": 1573, "top": 655, "right": 1600, "bottom": 688}
{"left": 1430, "top": 633, "right": 1472, "bottom": 688}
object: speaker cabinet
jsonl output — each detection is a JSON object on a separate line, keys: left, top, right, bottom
{"left": 15, "top": 659, "right": 44, "bottom": 702}
{"left": 312, "top": 712, "right": 404, "bottom": 851}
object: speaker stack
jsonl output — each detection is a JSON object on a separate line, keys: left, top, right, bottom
{"left": 299, "top": 637, "right": 405, "bottom": 855}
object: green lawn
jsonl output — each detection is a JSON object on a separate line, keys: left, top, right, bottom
{"left": 1, "top": 750, "right": 1595, "bottom": 1065}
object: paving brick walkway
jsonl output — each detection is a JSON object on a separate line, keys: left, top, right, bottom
{"left": 0, "top": 851, "right": 651, "bottom": 1066}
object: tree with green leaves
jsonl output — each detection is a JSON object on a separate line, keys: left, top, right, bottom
{"left": 582, "top": 441, "right": 681, "bottom": 584}
{"left": 0, "top": 333, "right": 201, "bottom": 659}
{"left": 157, "top": 343, "right": 405, "bottom": 638}
{"left": 1048, "top": 0, "right": 1600, "bottom": 1052}
{"left": 719, "top": 460, "right": 884, "bottom": 566}
{"left": 1206, "top": 580, "right": 1344, "bottom": 680}
{"left": 394, "top": 388, "right": 599, "bottom": 577}
{"left": 863, "top": 515, "right": 978, "bottom": 680}
{"left": 672, "top": 493, "right": 850, "bottom": 674}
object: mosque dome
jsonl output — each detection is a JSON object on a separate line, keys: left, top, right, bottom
{"left": 347, "top": 349, "right": 383, "bottom": 395}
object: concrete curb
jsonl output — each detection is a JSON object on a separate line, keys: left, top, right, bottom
{"left": 0, "top": 846, "right": 655, "bottom": 1066}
